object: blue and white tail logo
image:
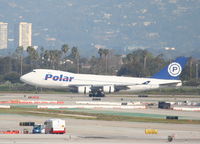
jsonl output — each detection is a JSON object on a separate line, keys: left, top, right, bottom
{"left": 168, "top": 62, "right": 182, "bottom": 77}
{"left": 152, "top": 57, "right": 189, "bottom": 80}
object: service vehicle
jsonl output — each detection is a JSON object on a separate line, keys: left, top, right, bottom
{"left": 32, "top": 124, "right": 45, "bottom": 134}
{"left": 89, "top": 89, "right": 105, "bottom": 97}
{"left": 44, "top": 119, "right": 66, "bottom": 134}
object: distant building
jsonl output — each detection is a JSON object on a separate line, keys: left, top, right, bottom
{"left": 0, "top": 22, "right": 8, "bottom": 49}
{"left": 19, "top": 22, "right": 32, "bottom": 50}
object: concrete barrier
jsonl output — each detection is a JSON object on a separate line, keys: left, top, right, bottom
{"left": 0, "top": 130, "right": 20, "bottom": 134}
{"left": 0, "top": 100, "right": 64, "bottom": 104}
{"left": 76, "top": 101, "right": 121, "bottom": 105}
{"left": 0, "top": 105, "right": 10, "bottom": 108}
{"left": 173, "top": 107, "right": 200, "bottom": 111}
{"left": 37, "top": 105, "right": 146, "bottom": 109}
{"left": 28, "top": 96, "right": 39, "bottom": 99}
{"left": 76, "top": 101, "right": 142, "bottom": 106}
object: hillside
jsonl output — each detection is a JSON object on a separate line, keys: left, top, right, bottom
{"left": 0, "top": 0, "right": 200, "bottom": 57}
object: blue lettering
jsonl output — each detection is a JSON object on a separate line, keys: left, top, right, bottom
{"left": 63, "top": 76, "right": 68, "bottom": 81}
{"left": 44, "top": 74, "right": 74, "bottom": 82}
{"left": 45, "top": 74, "right": 52, "bottom": 80}
{"left": 59, "top": 75, "right": 63, "bottom": 81}
{"left": 69, "top": 77, "right": 74, "bottom": 82}
{"left": 53, "top": 76, "right": 59, "bottom": 81}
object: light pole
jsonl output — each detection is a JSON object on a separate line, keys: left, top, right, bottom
{"left": 196, "top": 63, "right": 199, "bottom": 81}
{"left": 164, "top": 47, "right": 176, "bottom": 62}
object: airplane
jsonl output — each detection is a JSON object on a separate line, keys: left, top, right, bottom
{"left": 20, "top": 57, "right": 188, "bottom": 95}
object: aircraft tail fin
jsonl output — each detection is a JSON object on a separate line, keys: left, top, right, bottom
{"left": 151, "top": 57, "right": 189, "bottom": 80}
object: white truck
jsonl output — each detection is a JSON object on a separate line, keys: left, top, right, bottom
{"left": 44, "top": 119, "right": 66, "bottom": 134}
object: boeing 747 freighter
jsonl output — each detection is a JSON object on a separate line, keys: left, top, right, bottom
{"left": 20, "top": 57, "right": 188, "bottom": 94}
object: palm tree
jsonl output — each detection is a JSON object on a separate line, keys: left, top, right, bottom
{"left": 15, "top": 46, "right": 24, "bottom": 75}
{"left": 98, "top": 48, "right": 104, "bottom": 58}
{"left": 26, "top": 46, "right": 39, "bottom": 69}
{"left": 43, "top": 50, "right": 50, "bottom": 68}
{"left": 39, "top": 47, "right": 45, "bottom": 67}
{"left": 142, "top": 50, "right": 148, "bottom": 76}
{"left": 71, "top": 47, "right": 80, "bottom": 73}
{"left": 103, "top": 49, "right": 109, "bottom": 74}
{"left": 61, "top": 44, "right": 69, "bottom": 56}
{"left": 50, "top": 50, "right": 62, "bottom": 69}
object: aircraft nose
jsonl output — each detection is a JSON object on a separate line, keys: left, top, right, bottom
{"left": 20, "top": 74, "right": 29, "bottom": 83}
{"left": 20, "top": 75, "right": 25, "bottom": 82}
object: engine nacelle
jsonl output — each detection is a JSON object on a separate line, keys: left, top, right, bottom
{"left": 103, "top": 85, "right": 115, "bottom": 93}
{"left": 77, "top": 86, "right": 91, "bottom": 94}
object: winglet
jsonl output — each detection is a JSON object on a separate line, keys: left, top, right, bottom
{"left": 151, "top": 57, "right": 189, "bottom": 80}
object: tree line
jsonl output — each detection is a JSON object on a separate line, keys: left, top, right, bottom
{"left": 0, "top": 45, "right": 199, "bottom": 86}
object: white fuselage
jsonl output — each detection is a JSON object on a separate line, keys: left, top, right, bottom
{"left": 20, "top": 69, "right": 182, "bottom": 92}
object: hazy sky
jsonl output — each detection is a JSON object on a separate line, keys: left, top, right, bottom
{"left": 0, "top": 0, "right": 200, "bottom": 57}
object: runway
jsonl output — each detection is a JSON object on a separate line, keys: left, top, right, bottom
{"left": 1, "top": 93, "right": 200, "bottom": 120}
{"left": 0, "top": 93, "right": 200, "bottom": 144}
{"left": 0, "top": 114, "right": 200, "bottom": 144}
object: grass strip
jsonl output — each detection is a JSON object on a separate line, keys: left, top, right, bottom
{"left": 0, "top": 108, "right": 200, "bottom": 124}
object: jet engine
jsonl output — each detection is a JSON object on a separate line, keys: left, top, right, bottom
{"left": 103, "top": 85, "right": 115, "bottom": 93}
{"left": 77, "top": 86, "right": 91, "bottom": 94}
